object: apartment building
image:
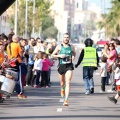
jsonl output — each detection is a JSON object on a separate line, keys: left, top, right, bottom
{"left": 50, "top": 0, "right": 75, "bottom": 41}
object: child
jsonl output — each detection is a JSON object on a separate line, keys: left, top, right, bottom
{"left": 41, "top": 53, "right": 54, "bottom": 88}
{"left": 112, "top": 62, "right": 120, "bottom": 91}
{"left": 99, "top": 56, "right": 108, "bottom": 93}
{"left": 108, "top": 80, "right": 120, "bottom": 104}
{"left": 33, "top": 51, "right": 43, "bottom": 88}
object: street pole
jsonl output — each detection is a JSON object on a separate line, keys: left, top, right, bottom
{"left": 32, "top": 0, "right": 35, "bottom": 38}
{"left": 25, "top": 0, "right": 28, "bottom": 39}
{"left": 14, "top": 0, "right": 18, "bottom": 35}
{"left": 70, "top": 0, "right": 73, "bottom": 39}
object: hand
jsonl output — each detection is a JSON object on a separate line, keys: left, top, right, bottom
{"left": 59, "top": 54, "right": 66, "bottom": 58}
{"left": 72, "top": 56, "right": 75, "bottom": 60}
{"left": 75, "top": 64, "right": 78, "bottom": 68}
{"left": 94, "top": 67, "right": 98, "bottom": 70}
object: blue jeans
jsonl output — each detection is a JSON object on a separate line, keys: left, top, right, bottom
{"left": 35, "top": 70, "right": 41, "bottom": 85}
{"left": 15, "top": 65, "right": 23, "bottom": 94}
{"left": 83, "top": 66, "right": 94, "bottom": 91}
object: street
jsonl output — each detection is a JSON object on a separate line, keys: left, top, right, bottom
{"left": 0, "top": 52, "right": 120, "bottom": 120}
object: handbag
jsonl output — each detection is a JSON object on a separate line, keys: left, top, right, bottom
{"left": 9, "top": 58, "right": 19, "bottom": 67}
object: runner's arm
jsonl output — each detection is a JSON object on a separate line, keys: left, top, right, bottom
{"left": 71, "top": 45, "right": 76, "bottom": 60}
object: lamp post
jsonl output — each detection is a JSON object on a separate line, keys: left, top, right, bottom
{"left": 25, "top": 0, "right": 28, "bottom": 38}
{"left": 70, "top": 0, "right": 73, "bottom": 39}
{"left": 14, "top": 0, "right": 18, "bottom": 35}
{"left": 32, "top": 0, "right": 35, "bottom": 38}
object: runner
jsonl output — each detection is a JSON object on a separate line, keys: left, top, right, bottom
{"left": 51, "top": 33, "right": 76, "bottom": 106}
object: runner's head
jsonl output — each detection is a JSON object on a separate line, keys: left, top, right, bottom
{"left": 63, "top": 33, "right": 70, "bottom": 45}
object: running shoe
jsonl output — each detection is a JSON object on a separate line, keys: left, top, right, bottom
{"left": 107, "top": 89, "right": 114, "bottom": 93}
{"left": 90, "top": 88, "right": 94, "bottom": 94}
{"left": 108, "top": 96, "right": 117, "bottom": 104}
{"left": 18, "top": 94, "right": 27, "bottom": 99}
{"left": 85, "top": 90, "right": 90, "bottom": 95}
{"left": 61, "top": 89, "right": 65, "bottom": 97}
{"left": 0, "top": 97, "right": 4, "bottom": 103}
{"left": 99, "top": 90, "right": 105, "bottom": 93}
{"left": 63, "top": 100, "right": 69, "bottom": 106}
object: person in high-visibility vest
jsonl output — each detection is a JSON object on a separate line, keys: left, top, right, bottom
{"left": 75, "top": 38, "right": 99, "bottom": 95}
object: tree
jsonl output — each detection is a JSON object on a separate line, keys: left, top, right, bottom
{"left": 42, "top": 26, "right": 58, "bottom": 40}
{"left": 97, "top": 0, "right": 120, "bottom": 37}
{"left": 40, "top": 16, "right": 58, "bottom": 40}
{"left": 8, "top": 0, "right": 52, "bottom": 37}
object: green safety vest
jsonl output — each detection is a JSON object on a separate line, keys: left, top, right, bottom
{"left": 82, "top": 47, "right": 97, "bottom": 67}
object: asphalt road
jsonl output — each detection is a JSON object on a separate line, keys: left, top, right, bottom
{"left": 0, "top": 52, "right": 120, "bottom": 120}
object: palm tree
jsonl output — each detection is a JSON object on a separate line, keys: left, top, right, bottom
{"left": 98, "top": 0, "right": 120, "bottom": 37}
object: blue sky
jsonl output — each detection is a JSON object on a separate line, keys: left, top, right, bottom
{"left": 88, "top": 0, "right": 112, "bottom": 12}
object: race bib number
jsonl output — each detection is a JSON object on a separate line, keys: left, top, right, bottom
{"left": 62, "top": 55, "right": 71, "bottom": 64}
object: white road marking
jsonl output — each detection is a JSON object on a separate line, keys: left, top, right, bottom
{"left": 94, "top": 72, "right": 100, "bottom": 75}
{"left": 59, "top": 98, "right": 64, "bottom": 102}
{"left": 57, "top": 108, "right": 62, "bottom": 112}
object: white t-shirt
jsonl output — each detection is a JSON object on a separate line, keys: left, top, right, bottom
{"left": 34, "top": 59, "right": 43, "bottom": 70}
{"left": 100, "top": 63, "right": 107, "bottom": 77}
{"left": 114, "top": 67, "right": 120, "bottom": 79}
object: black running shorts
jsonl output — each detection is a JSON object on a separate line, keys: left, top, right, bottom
{"left": 58, "top": 63, "right": 74, "bottom": 75}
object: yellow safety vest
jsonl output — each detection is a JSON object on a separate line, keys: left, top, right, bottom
{"left": 82, "top": 47, "right": 97, "bottom": 67}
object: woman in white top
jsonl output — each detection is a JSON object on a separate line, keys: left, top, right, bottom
{"left": 34, "top": 38, "right": 45, "bottom": 54}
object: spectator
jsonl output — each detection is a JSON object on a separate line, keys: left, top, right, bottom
{"left": 7, "top": 35, "right": 27, "bottom": 99}
{"left": 32, "top": 51, "right": 43, "bottom": 88}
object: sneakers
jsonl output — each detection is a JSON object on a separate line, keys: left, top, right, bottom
{"left": 90, "top": 88, "right": 94, "bottom": 94}
{"left": 99, "top": 90, "right": 105, "bottom": 93}
{"left": 0, "top": 97, "right": 4, "bottom": 103}
{"left": 34, "top": 85, "right": 40, "bottom": 88}
{"left": 18, "top": 94, "right": 27, "bottom": 99}
{"left": 85, "top": 90, "right": 90, "bottom": 95}
{"left": 6, "top": 94, "right": 11, "bottom": 99}
{"left": 63, "top": 100, "right": 69, "bottom": 106}
{"left": 46, "top": 85, "right": 50, "bottom": 88}
{"left": 108, "top": 96, "right": 117, "bottom": 104}
{"left": 61, "top": 89, "right": 65, "bottom": 97}
{"left": 107, "top": 89, "right": 114, "bottom": 93}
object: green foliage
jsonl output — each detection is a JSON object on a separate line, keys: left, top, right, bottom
{"left": 42, "top": 16, "right": 54, "bottom": 31}
{"left": 8, "top": 0, "right": 52, "bottom": 37}
{"left": 97, "top": 0, "right": 120, "bottom": 37}
{"left": 42, "top": 26, "right": 58, "bottom": 40}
